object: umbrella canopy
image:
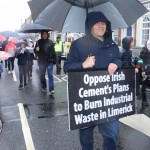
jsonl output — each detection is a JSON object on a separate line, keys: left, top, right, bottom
{"left": 28, "top": 0, "right": 54, "bottom": 21}
{"left": 8, "top": 38, "right": 19, "bottom": 45}
{"left": 32, "top": 0, "right": 148, "bottom": 32}
{"left": 19, "top": 23, "right": 51, "bottom": 33}
{"left": 0, "top": 30, "right": 20, "bottom": 38}
{"left": 0, "top": 51, "right": 11, "bottom": 61}
{"left": 19, "top": 34, "right": 33, "bottom": 40}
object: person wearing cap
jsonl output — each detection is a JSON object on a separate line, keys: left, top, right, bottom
{"left": 134, "top": 57, "right": 143, "bottom": 96}
{"left": 34, "top": 30, "right": 56, "bottom": 96}
{"left": 139, "top": 39, "right": 150, "bottom": 106}
{"left": 64, "top": 12, "right": 122, "bottom": 150}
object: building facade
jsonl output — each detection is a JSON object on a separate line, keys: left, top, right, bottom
{"left": 137, "top": 0, "right": 150, "bottom": 46}
{"left": 114, "top": 0, "right": 150, "bottom": 47}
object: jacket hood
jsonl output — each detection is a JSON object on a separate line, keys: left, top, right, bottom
{"left": 122, "top": 36, "right": 133, "bottom": 51}
{"left": 85, "top": 11, "right": 112, "bottom": 38}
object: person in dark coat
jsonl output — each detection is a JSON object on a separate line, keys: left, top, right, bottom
{"left": 34, "top": 30, "right": 56, "bottom": 95}
{"left": 16, "top": 42, "right": 29, "bottom": 90}
{"left": 2, "top": 37, "right": 9, "bottom": 68}
{"left": 119, "top": 36, "right": 133, "bottom": 67}
{"left": 24, "top": 39, "right": 35, "bottom": 79}
{"left": 28, "top": 51, "right": 35, "bottom": 78}
{"left": 133, "top": 57, "right": 143, "bottom": 96}
{"left": 64, "top": 11, "right": 122, "bottom": 150}
{"left": 139, "top": 39, "right": 150, "bottom": 106}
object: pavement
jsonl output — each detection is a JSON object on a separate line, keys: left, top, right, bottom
{"left": 0, "top": 59, "right": 150, "bottom": 150}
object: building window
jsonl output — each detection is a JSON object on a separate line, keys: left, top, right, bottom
{"left": 142, "top": 16, "right": 150, "bottom": 45}
{"left": 113, "top": 29, "right": 118, "bottom": 44}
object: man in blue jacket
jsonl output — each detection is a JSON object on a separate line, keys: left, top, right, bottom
{"left": 64, "top": 12, "right": 122, "bottom": 150}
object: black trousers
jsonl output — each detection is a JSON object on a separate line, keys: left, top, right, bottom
{"left": 141, "top": 78, "right": 150, "bottom": 101}
{"left": 28, "top": 64, "right": 33, "bottom": 77}
{"left": 56, "top": 52, "right": 62, "bottom": 69}
{"left": 8, "top": 57, "right": 15, "bottom": 71}
{"left": 18, "top": 64, "right": 28, "bottom": 85}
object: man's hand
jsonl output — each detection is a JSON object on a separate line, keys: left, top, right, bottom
{"left": 20, "top": 49, "right": 24, "bottom": 54}
{"left": 108, "top": 63, "right": 118, "bottom": 75}
{"left": 135, "top": 68, "right": 139, "bottom": 73}
{"left": 142, "top": 72, "right": 146, "bottom": 77}
{"left": 82, "top": 56, "right": 95, "bottom": 69}
{"left": 36, "top": 46, "right": 40, "bottom": 51}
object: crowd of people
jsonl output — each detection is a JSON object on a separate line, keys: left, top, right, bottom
{"left": 0, "top": 37, "right": 35, "bottom": 89}
{"left": 0, "top": 31, "right": 60, "bottom": 96}
{"left": 119, "top": 35, "right": 150, "bottom": 107}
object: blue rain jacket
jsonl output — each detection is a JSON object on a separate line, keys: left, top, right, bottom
{"left": 64, "top": 12, "right": 122, "bottom": 73}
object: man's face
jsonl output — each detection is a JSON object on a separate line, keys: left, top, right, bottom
{"left": 57, "top": 38, "right": 60, "bottom": 42}
{"left": 136, "top": 64, "right": 142, "bottom": 69}
{"left": 91, "top": 22, "right": 107, "bottom": 39}
{"left": 21, "top": 44, "right": 25, "bottom": 49}
{"left": 42, "top": 32, "right": 48, "bottom": 39}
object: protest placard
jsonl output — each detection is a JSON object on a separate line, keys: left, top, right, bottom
{"left": 67, "top": 67, "right": 135, "bottom": 130}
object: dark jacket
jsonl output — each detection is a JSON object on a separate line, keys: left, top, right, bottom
{"left": 119, "top": 36, "right": 133, "bottom": 67}
{"left": 64, "top": 12, "right": 122, "bottom": 73}
{"left": 28, "top": 53, "right": 35, "bottom": 66}
{"left": 140, "top": 47, "right": 150, "bottom": 75}
{"left": 2, "top": 39, "right": 8, "bottom": 51}
{"left": 34, "top": 33, "right": 56, "bottom": 65}
{"left": 16, "top": 49, "right": 29, "bottom": 65}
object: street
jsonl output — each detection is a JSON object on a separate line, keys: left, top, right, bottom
{"left": 0, "top": 60, "right": 81, "bottom": 150}
{"left": 0, "top": 59, "right": 150, "bottom": 150}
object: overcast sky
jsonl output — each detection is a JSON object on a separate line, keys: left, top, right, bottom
{"left": 0, "top": 0, "right": 31, "bottom": 31}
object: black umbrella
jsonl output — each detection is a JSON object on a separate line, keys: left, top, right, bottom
{"left": 29, "top": 0, "right": 148, "bottom": 32}
{"left": 19, "top": 23, "right": 51, "bottom": 33}
{"left": 0, "top": 30, "right": 20, "bottom": 38}
{"left": 28, "top": 0, "right": 54, "bottom": 21}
